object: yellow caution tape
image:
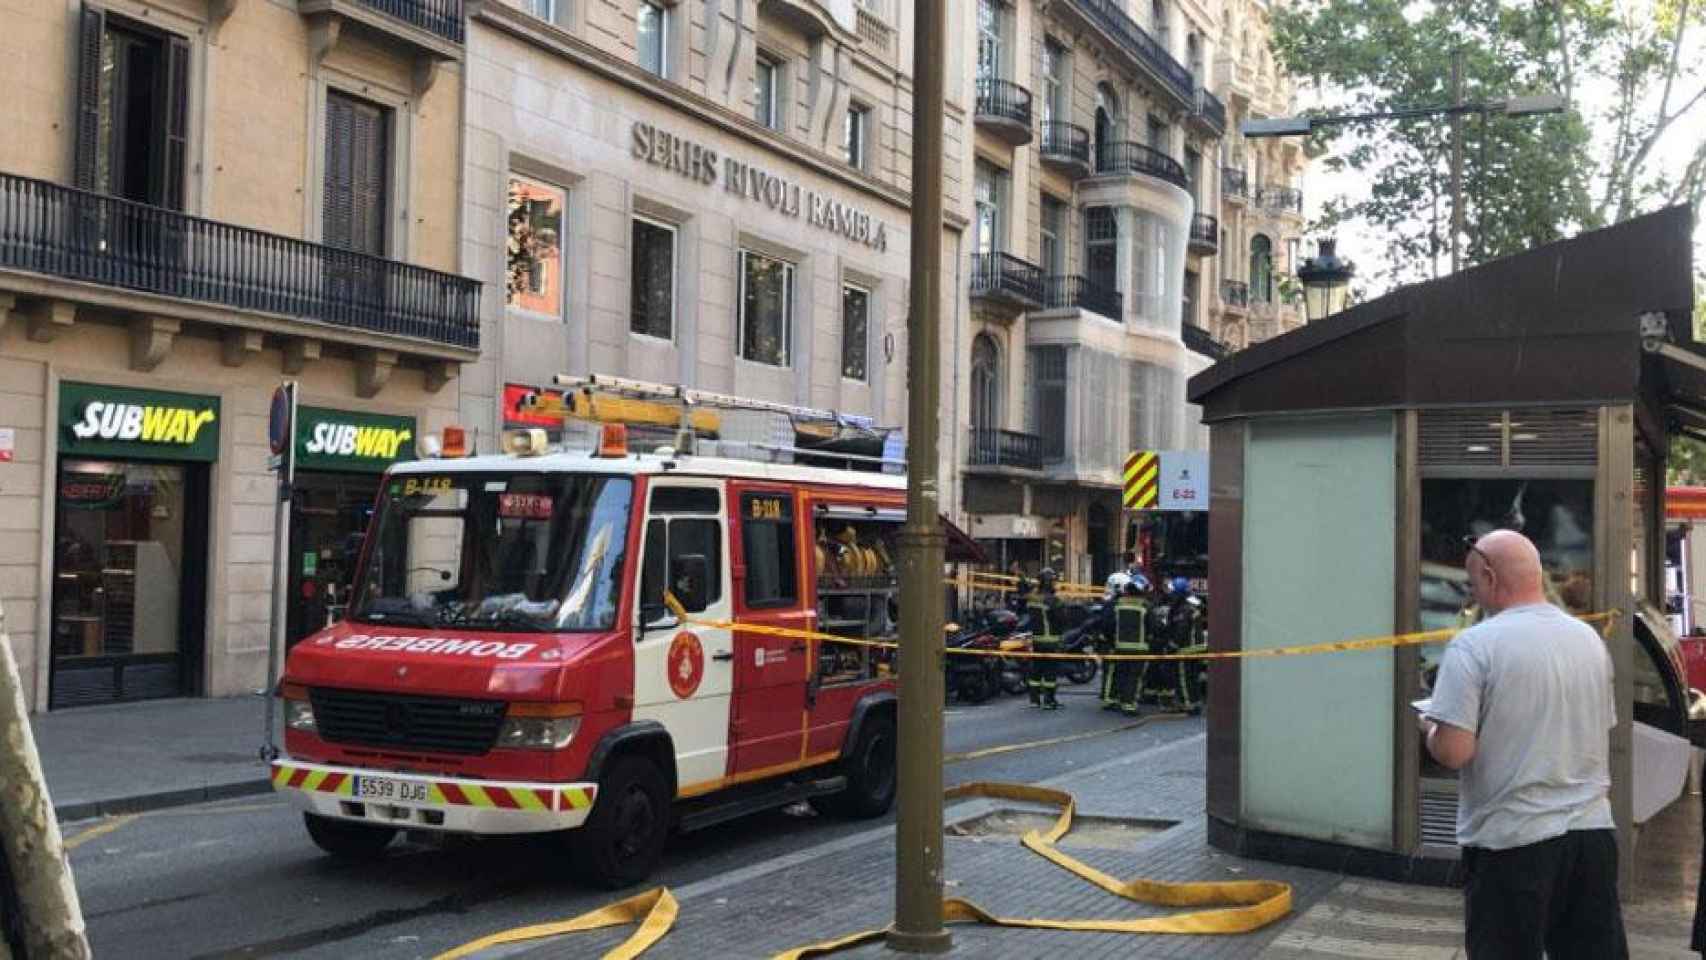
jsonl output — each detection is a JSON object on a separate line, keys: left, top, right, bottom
{"left": 433, "top": 887, "right": 677, "bottom": 960}
{"left": 433, "top": 779, "right": 1290, "bottom": 960}
{"left": 665, "top": 592, "right": 1619, "bottom": 663}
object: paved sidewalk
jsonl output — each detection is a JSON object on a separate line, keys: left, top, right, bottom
{"left": 30, "top": 695, "right": 275, "bottom": 821}
{"left": 492, "top": 728, "right": 1705, "bottom": 959}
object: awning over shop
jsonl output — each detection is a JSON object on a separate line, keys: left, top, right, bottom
{"left": 942, "top": 514, "right": 988, "bottom": 564}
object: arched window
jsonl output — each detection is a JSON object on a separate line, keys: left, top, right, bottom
{"left": 1094, "top": 83, "right": 1120, "bottom": 162}
{"left": 971, "top": 333, "right": 1003, "bottom": 435}
{"left": 1250, "top": 234, "right": 1274, "bottom": 303}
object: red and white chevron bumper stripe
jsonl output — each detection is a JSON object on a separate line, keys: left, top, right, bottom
{"left": 272, "top": 760, "right": 597, "bottom": 835}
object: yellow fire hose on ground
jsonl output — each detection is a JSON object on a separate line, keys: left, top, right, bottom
{"left": 430, "top": 606, "right": 1618, "bottom": 960}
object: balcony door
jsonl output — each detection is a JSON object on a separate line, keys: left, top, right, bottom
{"left": 1094, "top": 84, "right": 1119, "bottom": 164}
{"left": 75, "top": 10, "right": 189, "bottom": 210}
{"left": 323, "top": 91, "right": 391, "bottom": 320}
{"left": 977, "top": 0, "right": 1006, "bottom": 83}
{"left": 971, "top": 333, "right": 1003, "bottom": 436}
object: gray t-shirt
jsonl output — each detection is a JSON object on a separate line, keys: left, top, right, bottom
{"left": 1427, "top": 602, "right": 1615, "bottom": 850}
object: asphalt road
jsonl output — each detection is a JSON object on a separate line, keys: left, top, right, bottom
{"left": 65, "top": 691, "right": 1204, "bottom": 959}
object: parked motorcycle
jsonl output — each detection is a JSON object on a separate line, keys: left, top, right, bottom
{"left": 944, "top": 607, "right": 1023, "bottom": 704}
{"left": 1059, "top": 600, "right": 1111, "bottom": 686}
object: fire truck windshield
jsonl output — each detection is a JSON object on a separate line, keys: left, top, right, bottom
{"left": 350, "top": 472, "right": 634, "bottom": 633}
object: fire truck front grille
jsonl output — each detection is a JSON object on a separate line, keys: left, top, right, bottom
{"left": 309, "top": 688, "right": 507, "bottom": 755}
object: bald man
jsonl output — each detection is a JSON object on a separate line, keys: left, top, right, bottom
{"left": 1422, "top": 530, "right": 1627, "bottom": 959}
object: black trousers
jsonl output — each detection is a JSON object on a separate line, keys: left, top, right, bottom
{"left": 1462, "top": 829, "right": 1627, "bottom": 960}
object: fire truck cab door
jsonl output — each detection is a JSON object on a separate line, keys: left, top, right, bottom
{"left": 632, "top": 480, "right": 734, "bottom": 793}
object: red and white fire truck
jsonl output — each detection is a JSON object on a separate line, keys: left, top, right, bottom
{"left": 269, "top": 376, "right": 973, "bottom": 886}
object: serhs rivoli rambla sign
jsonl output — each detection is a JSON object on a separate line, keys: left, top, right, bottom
{"left": 630, "top": 121, "right": 889, "bottom": 252}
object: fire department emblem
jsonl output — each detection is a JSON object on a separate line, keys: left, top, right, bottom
{"left": 667, "top": 632, "right": 705, "bottom": 699}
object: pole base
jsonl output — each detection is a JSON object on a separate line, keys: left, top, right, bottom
{"left": 885, "top": 928, "right": 953, "bottom": 954}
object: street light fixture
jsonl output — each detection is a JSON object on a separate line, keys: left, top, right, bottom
{"left": 1297, "top": 238, "right": 1355, "bottom": 323}
{"left": 1239, "top": 56, "right": 1567, "bottom": 274}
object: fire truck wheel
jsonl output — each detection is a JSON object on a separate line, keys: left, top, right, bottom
{"left": 815, "top": 711, "right": 896, "bottom": 819}
{"left": 303, "top": 813, "right": 397, "bottom": 860}
{"left": 572, "top": 754, "right": 670, "bottom": 888}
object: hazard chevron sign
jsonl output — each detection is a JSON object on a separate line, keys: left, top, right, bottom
{"left": 1123, "top": 450, "right": 1159, "bottom": 509}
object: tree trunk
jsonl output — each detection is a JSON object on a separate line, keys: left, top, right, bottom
{"left": 0, "top": 602, "right": 90, "bottom": 960}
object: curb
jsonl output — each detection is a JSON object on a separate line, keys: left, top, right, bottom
{"left": 55, "top": 777, "right": 274, "bottom": 823}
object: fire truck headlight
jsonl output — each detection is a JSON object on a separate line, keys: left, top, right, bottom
{"left": 496, "top": 715, "right": 581, "bottom": 750}
{"left": 284, "top": 699, "right": 317, "bottom": 732}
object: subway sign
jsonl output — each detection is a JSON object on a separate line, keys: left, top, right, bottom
{"left": 59, "top": 383, "right": 220, "bottom": 462}
{"left": 297, "top": 407, "right": 416, "bottom": 473}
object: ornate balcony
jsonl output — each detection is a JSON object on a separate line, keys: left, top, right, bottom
{"left": 1042, "top": 274, "right": 1122, "bottom": 320}
{"left": 1183, "top": 322, "right": 1228, "bottom": 361}
{"left": 1039, "top": 122, "right": 1092, "bottom": 177}
{"left": 1093, "top": 141, "right": 1189, "bottom": 190}
{"left": 1189, "top": 87, "right": 1227, "bottom": 136}
{"left": 969, "top": 252, "right": 1045, "bottom": 314}
{"left": 1222, "top": 166, "right": 1248, "bottom": 202}
{"left": 1189, "top": 213, "right": 1218, "bottom": 255}
{"left": 1259, "top": 185, "right": 1304, "bottom": 214}
{"left": 974, "top": 78, "right": 1034, "bottom": 146}
{"left": 967, "top": 427, "right": 1044, "bottom": 471}
{"left": 0, "top": 172, "right": 481, "bottom": 358}
{"left": 1060, "top": 0, "right": 1194, "bottom": 108}
{"left": 1220, "top": 278, "right": 1249, "bottom": 312}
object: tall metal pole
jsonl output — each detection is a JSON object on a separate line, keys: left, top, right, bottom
{"left": 1449, "top": 48, "right": 1464, "bottom": 274}
{"left": 889, "top": 0, "right": 949, "bottom": 944}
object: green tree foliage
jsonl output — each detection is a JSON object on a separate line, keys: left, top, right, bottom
{"left": 1271, "top": 0, "right": 1705, "bottom": 287}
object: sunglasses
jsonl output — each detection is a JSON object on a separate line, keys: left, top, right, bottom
{"left": 1461, "top": 536, "right": 1494, "bottom": 574}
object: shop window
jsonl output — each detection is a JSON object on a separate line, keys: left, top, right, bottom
{"left": 845, "top": 104, "right": 870, "bottom": 170}
{"left": 507, "top": 176, "right": 566, "bottom": 319}
{"left": 742, "top": 493, "right": 798, "bottom": 608}
{"left": 754, "top": 53, "right": 781, "bottom": 129}
{"left": 739, "top": 248, "right": 794, "bottom": 366}
{"left": 631, "top": 216, "right": 676, "bottom": 340}
{"left": 75, "top": 10, "right": 190, "bottom": 210}
{"left": 637, "top": 0, "right": 669, "bottom": 78}
{"left": 842, "top": 283, "right": 870, "bottom": 382}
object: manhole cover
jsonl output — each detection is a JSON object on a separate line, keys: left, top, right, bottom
{"left": 947, "top": 808, "right": 1175, "bottom": 851}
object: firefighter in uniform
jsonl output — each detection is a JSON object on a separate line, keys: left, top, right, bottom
{"left": 1103, "top": 579, "right": 1150, "bottom": 715}
{"left": 1026, "top": 568, "right": 1063, "bottom": 709}
{"left": 1146, "top": 577, "right": 1203, "bottom": 712}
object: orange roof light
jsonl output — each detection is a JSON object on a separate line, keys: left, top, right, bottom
{"left": 441, "top": 426, "right": 468, "bottom": 458}
{"left": 597, "top": 423, "right": 628, "bottom": 458}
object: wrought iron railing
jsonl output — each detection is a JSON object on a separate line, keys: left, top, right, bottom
{"left": 975, "top": 78, "right": 1033, "bottom": 131}
{"left": 967, "top": 427, "right": 1044, "bottom": 471}
{"left": 1043, "top": 274, "right": 1122, "bottom": 319}
{"left": 1093, "top": 141, "right": 1189, "bottom": 190}
{"left": 1183, "top": 322, "right": 1228, "bottom": 360}
{"left": 1220, "top": 278, "right": 1249, "bottom": 307}
{"left": 1193, "top": 87, "right": 1227, "bottom": 134}
{"left": 1259, "top": 185, "right": 1304, "bottom": 212}
{"left": 1064, "top": 0, "right": 1194, "bottom": 104}
{"left": 1040, "top": 122, "right": 1091, "bottom": 168}
{"left": 969, "top": 252, "right": 1045, "bottom": 306}
{"left": 1222, "top": 166, "right": 1248, "bottom": 198}
{"left": 0, "top": 173, "right": 481, "bottom": 349}
{"left": 1189, "top": 213, "right": 1218, "bottom": 251}
{"left": 354, "top": 0, "right": 464, "bottom": 44}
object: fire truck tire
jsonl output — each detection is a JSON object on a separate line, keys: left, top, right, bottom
{"left": 572, "top": 754, "right": 670, "bottom": 888}
{"left": 303, "top": 813, "right": 396, "bottom": 860}
{"left": 815, "top": 711, "right": 896, "bottom": 819}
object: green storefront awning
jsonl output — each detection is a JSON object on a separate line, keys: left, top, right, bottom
{"left": 296, "top": 407, "right": 417, "bottom": 473}
{"left": 59, "top": 382, "right": 221, "bottom": 462}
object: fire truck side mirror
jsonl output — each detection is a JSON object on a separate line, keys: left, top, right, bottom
{"left": 670, "top": 554, "right": 711, "bottom": 614}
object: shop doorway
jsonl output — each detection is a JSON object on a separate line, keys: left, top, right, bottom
{"left": 50, "top": 459, "right": 209, "bottom": 708}
{"left": 286, "top": 472, "right": 380, "bottom": 647}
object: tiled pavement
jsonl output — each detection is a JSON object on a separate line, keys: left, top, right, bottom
{"left": 499, "top": 724, "right": 1706, "bottom": 958}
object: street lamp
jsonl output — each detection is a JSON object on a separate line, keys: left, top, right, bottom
{"left": 1240, "top": 49, "right": 1567, "bottom": 274}
{"left": 1296, "top": 238, "right": 1355, "bottom": 322}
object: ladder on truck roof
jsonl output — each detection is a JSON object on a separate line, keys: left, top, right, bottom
{"left": 546, "top": 373, "right": 905, "bottom": 473}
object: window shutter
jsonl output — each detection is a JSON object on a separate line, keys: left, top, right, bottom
{"left": 322, "top": 92, "right": 355, "bottom": 250}
{"left": 73, "top": 4, "right": 105, "bottom": 192}
{"left": 162, "top": 34, "right": 190, "bottom": 211}
{"left": 351, "top": 102, "right": 389, "bottom": 257}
